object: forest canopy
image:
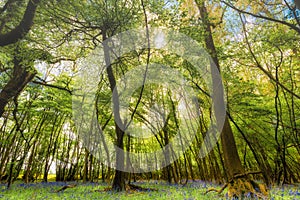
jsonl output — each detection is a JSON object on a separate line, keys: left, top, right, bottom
{"left": 0, "top": 0, "right": 299, "bottom": 199}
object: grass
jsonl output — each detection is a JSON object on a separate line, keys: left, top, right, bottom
{"left": 0, "top": 180, "right": 299, "bottom": 199}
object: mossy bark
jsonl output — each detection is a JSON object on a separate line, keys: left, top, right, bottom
{"left": 227, "top": 177, "right": 268, "bottom": 198}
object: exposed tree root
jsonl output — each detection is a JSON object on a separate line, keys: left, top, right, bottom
{"left": 227, "top": 177, "right": 268, "bottom": 199}
{"left": 55, "top": 184, "right": 77, "bottom": 192}
{"left": 204, "top": 171, "right": 268, "bottom": 199}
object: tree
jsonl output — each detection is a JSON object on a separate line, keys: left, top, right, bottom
{"left": 0, "top": 47, "right": 36, "bottom": 117}
{"left": 0, "top": 0, "right": 299, "bottom": 195}
{"left": 220, "top": 0, "right": 300, "bottom": 185}
{"left": 221, "top": 0, "right": 300, "bottom": 36}
{"left": 0, "top": 0, "right": 79, "bottom": 118}
{"left": 195, "top": 0, "right": 268, "bottom": 198}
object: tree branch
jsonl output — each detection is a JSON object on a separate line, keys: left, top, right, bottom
{"left": 31, "top": 80, "right": 72, "bottom": 95}
{"left": 0, "top": 0, "right": 42, "bottom": 46}
{"left": 221, "top": 0, "right": 300, "bottom": 35}
{"left": 239, "top": 13, "right": 300, "bottom": 99}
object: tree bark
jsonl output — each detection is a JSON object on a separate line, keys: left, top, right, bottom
{"left": 102, "top": 30, "right": 126, "bottom": 191}
{"left": 0, "top": 56, "right": 36, "bottom": 117}
{"left": 195, "top": 0, "right": 268, "bottom": 197}
{"left": 0, "top": 0, "right": 41, "bottom": 46}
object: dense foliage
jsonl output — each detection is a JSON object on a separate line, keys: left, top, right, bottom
{"left": 0, "top": 0, "right": 299, "bottom": 198}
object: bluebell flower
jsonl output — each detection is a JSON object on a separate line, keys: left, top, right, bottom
{"left": 245, "top": 192, "right": 252, "bottom": 198}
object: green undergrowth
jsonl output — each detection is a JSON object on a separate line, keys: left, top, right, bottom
{"left": 0, "top": 181, "right": 299, "bottom": 199}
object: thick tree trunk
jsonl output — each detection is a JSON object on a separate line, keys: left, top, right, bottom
{"left": 0, "top": 57, "right": 36, "bottom": 117}
{"left": 221, "top": 118, "right": 244, "bottom": 177}
{"left": 195, "top": 0, "right": 268, "bottom": 198}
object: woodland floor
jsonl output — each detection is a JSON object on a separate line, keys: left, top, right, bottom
{"left": 0, "top": 180, "right": 299, "bottom": 199}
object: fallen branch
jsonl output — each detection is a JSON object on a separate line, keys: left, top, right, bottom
{"left": 204, "top": 183, "right": 228, "bottom": 195}
{"left": 127, "top": 184, "right": 158, "bottom": 191}
{"left": 55, "top": 184, "right": 77, "bottom": 192}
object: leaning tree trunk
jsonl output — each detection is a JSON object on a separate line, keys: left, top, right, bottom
{"left": 195, "top": 0, "right": 268, "bottom": 198}
{"left": 0, "top": 56, "right": 36, "bottom": 117}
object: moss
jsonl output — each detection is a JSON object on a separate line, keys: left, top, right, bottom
{"left": 227, "top": 177, "right": 268, "bottom": 199}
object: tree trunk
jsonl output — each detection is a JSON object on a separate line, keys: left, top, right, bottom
{"left": 221, "top": 118, "right": 244, "bottom": 177}
{"left": 195, "top": 0, "right": 268, "bottom": 197}
{"left": 83, "top": 148, "right": 89, "bottom": 183}
{"left": 0, "top": 56, "right": 36, "bottom": 117}
{"left": 102, "top": 30, "right": 126, "bottom": 191}
{"left": 111, "top": 126, "right": 125, "bottom": 191}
